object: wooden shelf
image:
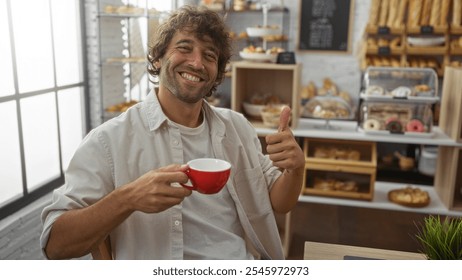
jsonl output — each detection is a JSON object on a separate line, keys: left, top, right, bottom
{"left": 298, "top": 181, "right": 462, "bottom": 217}
{"left": 256, "top": 119, "right": 462, "bottom": 147}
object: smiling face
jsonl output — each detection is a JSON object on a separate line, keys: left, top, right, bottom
{"left": 157, "top": 29, "right": 219, "bottom": 104}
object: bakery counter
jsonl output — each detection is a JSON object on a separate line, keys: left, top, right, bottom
{"left": 256, "top": 118, "right": 462, "bottom": 147}
{"left": 298, "top": 181, "right": 462, "bottom": 218}
{"left": 255, "top": 118, "right": 462, "bottom": 217}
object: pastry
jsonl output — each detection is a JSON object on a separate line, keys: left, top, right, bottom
{"left": 385, "top": 117, "right": 403, "bottom": 133}
{"left": 363, "top": 119, "right": 381, "bottom": 131}
{"left": 365, "top": 85, "right": 385, "bottom": 96}
{"left": 406, "top": 119, "right": 425, "bottom": 132}
{"left": 388, "top": 186, "right": 430, "bottom": 207}
{"left": 391, "top": 86, "right": 411, "bottom": 98}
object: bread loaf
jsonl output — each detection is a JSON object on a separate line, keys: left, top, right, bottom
{"left": 429, "top": 0, "right": 440, "bottom": 26}
{"left": 394, "top": 0, "right": 408, "bottom": 28}
{"left": 368, "top": 0, "right": 381, "bottom": 26}
{"left": 379, "top": 0, "right": 390, "bottom": 26}
{"left": 440, "top": 0, "right": 450, "bottom": 26}
{"left": 454, "top": 0, "right": 462, "bottom": 26}
{"left": 420, "top": 0, "right": 433, "bottom": 26}
{"left": 387, "top": 0, "right": 399, "bottom": 27}
{"left": 408, "top": 0, "right": 422, "bottom": 27}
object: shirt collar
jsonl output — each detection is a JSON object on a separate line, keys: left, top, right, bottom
{"left": 142, "top": 90, "right": 226, "bottom": 137}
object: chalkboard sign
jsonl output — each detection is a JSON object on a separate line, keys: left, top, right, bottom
{"left": 298, "top": 0, "right": 354, "bottom": 53}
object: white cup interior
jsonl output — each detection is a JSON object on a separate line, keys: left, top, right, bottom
{"left": 188, "top": 158, "right": 231, "bottom": 172}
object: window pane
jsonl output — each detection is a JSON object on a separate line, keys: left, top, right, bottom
{"left": 21, "top": 93, "right": 60, "bottom": 190}
{"left": 11, "top": 0, "right": 54, "bottom": 93}
{"left": 0, "top": 101, "right": 23, "bottom": 206}
{"left": 0, "top": 0, "right": 15, "bottom": 97}
{"left": 58, "top": 87, "right": 84, "bottom": 170}
{"left": 51, "top": 0, "right": 82, "bottom": 86}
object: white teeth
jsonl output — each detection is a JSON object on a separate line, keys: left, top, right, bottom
{"left": 181, "top": 72, "right": 200, "bottom": 82}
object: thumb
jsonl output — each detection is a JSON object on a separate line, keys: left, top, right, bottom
{"left": 278, "top": 106, "right": 291, "bottom": 132}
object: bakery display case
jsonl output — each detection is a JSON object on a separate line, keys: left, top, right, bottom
{"left": 303, "top": 163, "right": 376, "bottom": 201}
{"left": 302, "top": 138, "right": 377, "bottom": 201}
{"left": 303, "top": 138, "right": 376, "bottom": 168}
{"left": 359, "top": 67, "right": 438, "bottom": 136}
{"left": 360, "top": 101, "right": 434, "bottom": 136}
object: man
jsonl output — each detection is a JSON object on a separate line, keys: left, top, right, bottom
{"left": 41, "top": 6, "right": 305, "bottom": 260}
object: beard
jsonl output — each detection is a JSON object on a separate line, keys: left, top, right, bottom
{"left": 159, "top": 61, "right": 214, "bottom": 104}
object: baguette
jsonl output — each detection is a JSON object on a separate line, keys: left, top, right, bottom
{"left": 454, "top": 0, "right": 462, "bottom": 26}
{"left": 387, "top": 0, "right": 399, "bottom": 27}
{"left": 429, "top": 0, "right": 440, "bottom": 26}
{"left": 394, "top": 0, "right": 408, "bottom": 28}
{"left": 440, "top": 0, "right": 450, "bottom": 26}
{"left": 368, "top": 0, "right": 381, "bottom": 26}
{"left": 408, "top": 0, "right": 422, "bottom": 27}
{"left": 420, "top": 0, "right": 433, "bottom": 26}
{"left": 379, "top": 0, "right": 390, "bottom": 26}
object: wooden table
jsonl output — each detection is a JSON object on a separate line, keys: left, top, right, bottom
{"left": 304, "top": 241, "right": 427, "bottom": 260}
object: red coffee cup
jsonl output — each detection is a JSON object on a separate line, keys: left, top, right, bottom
{"left": 180, "top": 158, "right": 231, "bottom": 194}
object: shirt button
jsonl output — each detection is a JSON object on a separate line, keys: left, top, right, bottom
{"left": 172, "top": 140, "right": 179, "bottom": 146}
{"left": 174, "top": 220, "right": 180, "bottom": 226}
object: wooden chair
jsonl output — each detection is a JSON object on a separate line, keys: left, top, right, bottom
{"left": 304, "top": 241, "right": 427, "bottom": 260}
{"left": 91, "top": 236, "right": 112, "bottom": 260}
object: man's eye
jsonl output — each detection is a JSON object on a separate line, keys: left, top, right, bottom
{"left": 205, "top": 53, "right": 217, "bottom": 61}
{"left": 177, "top": 46, "right": 191, "bottom": 52}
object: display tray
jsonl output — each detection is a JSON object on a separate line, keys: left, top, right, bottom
{"left": 246, "top": 27, "right": 282, "bottom": 37}
{"left": 358, "top": 128, "right": 435, "bottom": 138}
{"left": 359, "top": 92, "right": 439, "bottom": 103}
{"left": 239, "top": 51, "right": 277, "bottom": 63}
{"left": 407, "top": 36, "right": 445, "bottom": 47}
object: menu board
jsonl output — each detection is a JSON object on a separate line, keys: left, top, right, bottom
{"left": 298, "top": 0, "right": 354, "bottom": 53}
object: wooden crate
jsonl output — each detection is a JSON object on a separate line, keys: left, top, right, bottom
{"left": 231, "top": 61, "right": 301, "bottom": 129}
{"left": 439, "top": 66, "right": 462, "bottom": 142}
{"left": 434, "top": 146, "right": 462, "bottom": 211}
{"left": 303, "top": 138, "right": 377, "bottom": 168}
{"left": 302, "top": 162, "right": 376, "bottom": 201}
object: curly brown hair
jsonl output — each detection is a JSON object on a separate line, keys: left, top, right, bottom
{"left": 147, "top": 6, "right": 232, "bottom": 97}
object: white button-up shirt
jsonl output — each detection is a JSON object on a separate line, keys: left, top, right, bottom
{"left": 40, "top": 91, "right": 284, "bottom": 259}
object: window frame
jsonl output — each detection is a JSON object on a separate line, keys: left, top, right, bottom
{"left": 0, "top": 0, "right": 89, "bottom": 220}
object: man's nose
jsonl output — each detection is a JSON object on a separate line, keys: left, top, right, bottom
{"left": 188, "top": 50, "right": 205, "bottom": 70}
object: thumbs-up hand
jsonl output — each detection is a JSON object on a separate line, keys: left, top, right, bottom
{"left": 265, "top": 106, "right": 305, "bottom": 172}
{"left": 278, "top": 106, "right": 291, "bottom": 133}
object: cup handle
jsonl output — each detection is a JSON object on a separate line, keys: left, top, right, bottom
{"left": 179, "top": 169, "right": 195, "bottom": 190}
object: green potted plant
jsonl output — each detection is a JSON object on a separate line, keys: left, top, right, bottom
{"left": 415, "top": 215, "right": 462, "bottom": 260}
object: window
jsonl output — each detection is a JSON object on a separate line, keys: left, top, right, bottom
{"left": 0, "top": 0, "right": 87, "bottom": 219}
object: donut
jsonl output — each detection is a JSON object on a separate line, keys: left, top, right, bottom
{"left": 365, "top": 85, "right": 385, "bottom": 96}
{"left": 363, "top": 119, "right": 381, "bottom": 131}
{"left": 406, "top": 119, "right": 425, "bottom": 132}
{"left": 385, "top": 117, "right": 403, "bottom": 133}
{"left": 391, "top": 86, "right": 411, "bottom": 98}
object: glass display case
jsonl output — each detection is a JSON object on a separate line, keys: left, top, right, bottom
{"left": 359, "top": 67, "right": 439, "bottom": 137}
